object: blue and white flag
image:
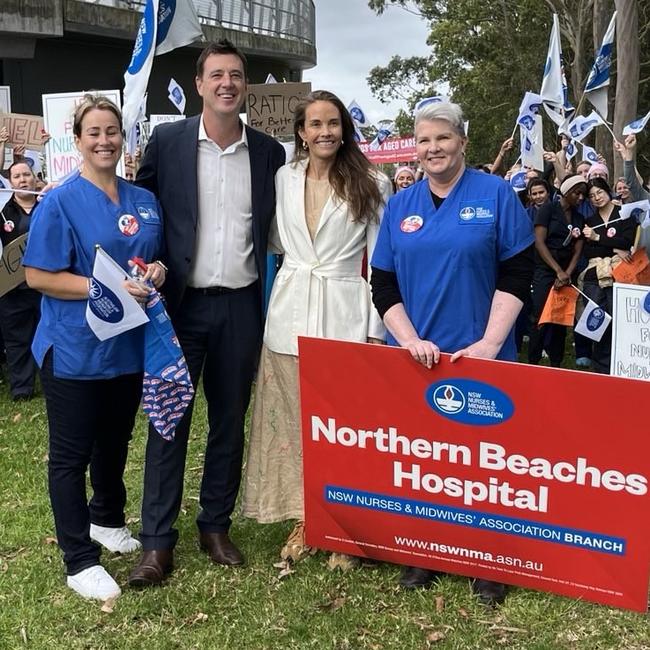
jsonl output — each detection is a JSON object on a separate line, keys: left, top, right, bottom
{"left": 86, "top": 247, "right": 149, "bottom": 342}
{"left": 347, "top": 99, "right": 369, "bottom": 127}
{"left": 622, "top": 111, "right": 650, "bottom": 136}
{"left": 414, "top": 95, "right": 450, "bottom": 113}
{"left": 566, "top": 111, "right": 605, "bottom": 142}
{"left": 575, "top": 299, "right": 611, "bottom": 342}
{"left": 155, "top": 0, "right": 203, "bottom": 56}
{"left": 517, "top": 91, "right": 544, "bottom": 131}
{"left": 584, "top": 12, "right": 616, "bottom": 118}
{"left": 510, "top": 169, "right": 527, "bottom": 193}
{"left": 369, "top": 122, "right": 394, "bottom": 151}
{"left": 141, "top": 290, "right": 194, "bottom": 441}
{"left": 520, "top": 115, "right": 544, "bottom": 171}
{"left": 565, "top": 140, "right": 578, "bottom": 162}
{"left": 123, "top": 0, "right": 203, "bottom": 153}
{"left": 352, "top": 122, "right": 365, "bottom": 143}
{"left": 581, "top": 143, "right": 599, "bottom": 164}
{"left": 167, "top": 78, "right": 186, "bottom": 113}
{"left": 620, "top": 199, "right": 650, "bottom": 225}
{"left": 540, "top": 15, "right": 564, "bottom": 108}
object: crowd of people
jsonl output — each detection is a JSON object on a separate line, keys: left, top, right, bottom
{"left": 1, "top": 39, "right": 648, "bottom": 606}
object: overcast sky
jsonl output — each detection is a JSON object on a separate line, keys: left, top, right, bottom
{"left": 303, "top": 0, "right": 431, "bottom": 125}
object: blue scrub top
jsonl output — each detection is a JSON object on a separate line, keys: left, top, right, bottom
{"left": 23, "top": 173, "right": 164, "bottom": 379}
{"left": 372, "top": 169, "right": 534, "bottom": 361}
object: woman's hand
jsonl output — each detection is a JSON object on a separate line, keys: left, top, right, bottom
{"left": 403, "top": 337, "right": 439, "bottom": 368}
{"left": 555, "top": 269, "right": 570, "bottom": 288}
{"left": 582, "top": 226, "right": 598, "bottom": 241}
{"left": 450, "top": 338, "right": 500, "bottom": 362}
{"left": 613, "top": 248, "right": 633, "bottom": 263}
{"left": 142, "top": 261, "right": 166, "bottom": 289}
{"left": 123, "top": 278, "right": 152, "bottom": 304}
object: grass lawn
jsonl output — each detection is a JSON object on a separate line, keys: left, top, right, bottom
{"left": 0, "top": 344, "right": 649, "bottom": 650}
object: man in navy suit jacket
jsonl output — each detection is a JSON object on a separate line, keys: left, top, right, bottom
{"left": 129, "top": 40, "right": 285, "bottom": 586}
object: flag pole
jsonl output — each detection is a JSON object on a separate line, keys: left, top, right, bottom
{"left": 570, "top": 283, "right": 590, "bottom": 302}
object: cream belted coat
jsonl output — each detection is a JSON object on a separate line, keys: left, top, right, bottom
{"left": 263, "top": 159, "right": 391, "bottom": 356}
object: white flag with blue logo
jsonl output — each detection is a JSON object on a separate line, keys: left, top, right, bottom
{"left": 520, "top": 115, "right": 544, "bottom": 171}
{"left": 347, "top": 99, "right": 369, "bottom": 127}
{"left": 86, "top": 247, "right": 149, "bottom": 342}
{"left": 510, "top": 170, "right": 527, "bottom": 193}
{"left": 414, "top": 95, "right": 450, "bottom": 113}
{"left": 565, "top": 140, "right": 578, "bottom": 162}
{"left": 352, "top": 122, "right": 366, "bottom": 143}
{"left": 369, "top": 122, "right": 394, "bottom": 151}
{"left": 167, "top": 78, "right": 186, "bottom": 113}
{"left": 155, "top": 0, "right": 203, "bottom": 55}
{"left": 566, "top": 111, "right": 605, "bottom": 142}
{"left": 581, "top": 143, "right": 599, "bottom": 164}
{"left": 123, "top": 0, "right": 203, "bottom": 153}
{"left": 584, "top": 12, "right": 616, "bottom": 119}
{"left": 540, "top": 14, "right": 564, "bottom": 108}
{"left": 620, "top": 199, "right": 650, "bottom": 225}
{"left": 517, "top": 92, "right": 544, "bottom": 131}
{"left": 575, "top": 299, "right": 611, "bottom": 342}
{"left": 622, "top": 111, "right": 650, "bottom": 136}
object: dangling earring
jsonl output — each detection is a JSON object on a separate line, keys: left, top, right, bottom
{"left": 302, "top": 140, "right": 308, "bottom": 150}
{"left": 341, "top": 139, "right": 345, "bottom": 145}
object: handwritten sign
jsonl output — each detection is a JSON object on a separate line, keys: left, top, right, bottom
{"left": 612, "top": 248, "right": 650, "bottom": 286}
{"left": 0, "top": 234, "right": 27, "bottom": 297}
{"left": 149, "top": 114, "right": 185, "bottom": 133}
{"left": 246, "top": 82, "right": 311, "bottom": 137}
{"left": 42, "top": 90, "right": 123, "bottom": 182}
{"left": 0, "top": 113, "right": 44, "bottom": 151}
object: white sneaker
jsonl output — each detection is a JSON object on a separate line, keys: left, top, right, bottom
{"left": 90, "top": 524, "right": 142, "bottom": 554}
{"left": 67, "top": 565, "right": 121, "bottom": 601}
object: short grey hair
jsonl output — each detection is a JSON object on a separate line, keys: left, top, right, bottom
{"left": 415, "top": 102, "right": 466, "bottom": 137}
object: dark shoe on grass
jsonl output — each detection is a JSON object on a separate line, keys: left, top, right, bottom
{"left": 128, "top": 549, "right": 173, "bottom": 587}
{"left": 399, "top": 566, "right": 442, "bottom": 589}
{"left": 471, "top": 578, "right": 507, "bottom": 606}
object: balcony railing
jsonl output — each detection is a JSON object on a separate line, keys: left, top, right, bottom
{"left": 79, "top": 0, "right": 316, "bottom": 44}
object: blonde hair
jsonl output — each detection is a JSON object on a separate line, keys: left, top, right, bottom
{"left": 73, "top": 94, "right": 123, "bottom": 137}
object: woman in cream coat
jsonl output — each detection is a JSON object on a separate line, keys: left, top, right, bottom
{"left": 242, "top": 90, "right": 391, "bottom": 561}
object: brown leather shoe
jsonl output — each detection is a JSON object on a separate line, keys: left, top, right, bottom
{"left": 199, "top": 532, "right": 244, "bottom": 566}
{"left": 128, "top": 549, "right": 173, "bottom": 587}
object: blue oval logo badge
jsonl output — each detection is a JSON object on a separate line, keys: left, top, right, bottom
{"left": 425, "top": 379, "right": 514, "bottom": 426}
{"left": 644, "top": 291, "right": 650, "bottom": 314}
{"left": 586, "top": 307, "right": 605, "bottom": 331}
{"left": 88, "top": 279, "right": 125, "bottom": 324}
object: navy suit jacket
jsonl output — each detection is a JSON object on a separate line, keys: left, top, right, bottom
{"left": 135, "top": 115, "right": 286, "bottom": 317}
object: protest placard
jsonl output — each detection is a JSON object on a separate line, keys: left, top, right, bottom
{"left": 0, "top": 113, "right": 44, "bottom": 151}
{"left": 612, "top": 248, "right": 650, "bottom": 286}
{"left": 149, "top": 114, "right": 185, "bottom": 133}
{"left": 358, "top": 136, "right": 417, "bottom": 164}
{"left": 0, "top": 234, "right": 27, "bottom": 297}
{"left": 246, "top": 82, "right": 311, "bottom": 137}
{"left": 300, "top": 337, "right": 650, "bottom": 611}
{"left": 42, "top": 90, "right": 123, "bottom": 182}
{"left": 611, "top": 282, "right": 650, "bottom": 381}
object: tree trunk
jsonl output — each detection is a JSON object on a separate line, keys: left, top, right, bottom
{"left": 613, "top": 0, "right": 639, "bottom": 177}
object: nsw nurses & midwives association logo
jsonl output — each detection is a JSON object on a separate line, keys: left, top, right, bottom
{"left": 459, "top": 206, "right": 475, "bottom": 221}
{"left": 425, "top": 378, "right": 514, "bottom": 426}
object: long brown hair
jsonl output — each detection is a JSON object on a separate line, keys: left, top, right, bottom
{"left": 293, "top": 90, "right": 383, "bottom": 223}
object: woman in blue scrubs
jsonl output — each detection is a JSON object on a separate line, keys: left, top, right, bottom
{"left": 371, "top": 102, "right": 534, "bottom": 605}
{"left": 23, "top": 95, "right": 166, "bottom": 601}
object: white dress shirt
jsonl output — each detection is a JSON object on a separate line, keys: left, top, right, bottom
{"left": 188, "top": 118, "right": 256, "bottom": 288}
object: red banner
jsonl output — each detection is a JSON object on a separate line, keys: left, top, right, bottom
{"left": 358, "top": 136, "right": 417, "bottom": 164}
{"left": 299, "top": 338, "right": 650, "bottom": 611}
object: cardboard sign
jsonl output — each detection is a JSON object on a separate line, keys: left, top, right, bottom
{"left": 538, "top": 285, "right": 578, "bottom": 326}
{"left": 300, "top": 338, "right": 650, "bottom": 611}
{"left": 611, "top": 282, "right": 650, "bottom": 381}
{"left": 359, "top": 136, "right": 417, "bottom": 164}
{"left": 42, "top": 90, "right": 123, "bottom": 182}
{"left": 246, "top": 82, "right": 311, "bottom": 137}
{"left": 0, "top": 113, "right": 44, "bottom": 151}
{"left": 0, "top": 234, "right": 27, "bottom": 297}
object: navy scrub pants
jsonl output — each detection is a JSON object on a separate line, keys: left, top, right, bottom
{"left": 40, "top": 351, "right": 142, "bottom": 575}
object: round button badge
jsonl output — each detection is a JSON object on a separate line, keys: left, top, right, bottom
{"left": 118, "top": 214, "right": 139, "bottom": 236}
{"left": 400, "top": 215, "right": 424, "bottom": 233}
